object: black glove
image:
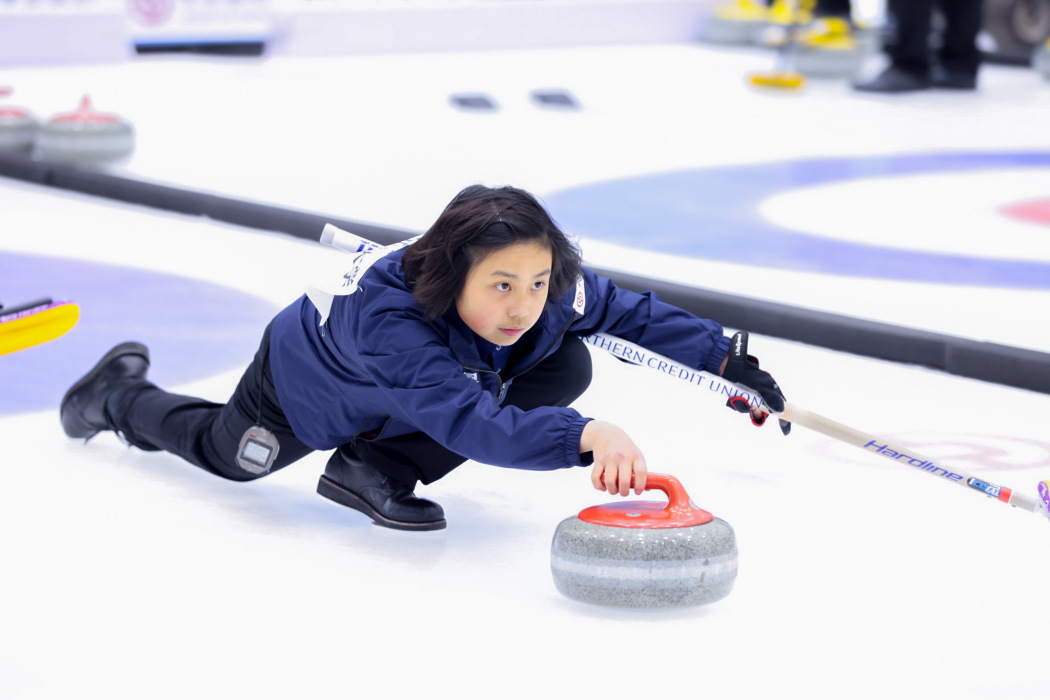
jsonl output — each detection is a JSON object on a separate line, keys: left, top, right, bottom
{"left": 721, "top": 331, "right": 790, "bottom": 436}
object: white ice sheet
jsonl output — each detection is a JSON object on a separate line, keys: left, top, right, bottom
{"left": 2, "top": 41, "right": 1049, "bottom": 700}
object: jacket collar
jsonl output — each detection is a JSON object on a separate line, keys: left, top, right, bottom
{"left": 442, "top": 309, "right": 547, "bottom": 374}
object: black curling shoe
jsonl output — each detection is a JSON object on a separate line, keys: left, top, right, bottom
{"left": 318, "top": 452, "right": 446, "bottom": 531}
{"left": 930, "top": 66, "right": 977, "bottom": 90}
{"left": 60, "top": 342, "right": 150, "bottom": 441}
{"left": 853, "top": 66, "right": 930, "bottom": 93}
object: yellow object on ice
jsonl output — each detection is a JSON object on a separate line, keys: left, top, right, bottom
{"left": 0, "top": 301, "right": 79, "bottom": 355}
{"left": 713, "top": 0, "right": 768, "bottom": 21}
{"left": 748, "top": 71, "right": 806, "bottom": 89}
{"left": 798, "top": 17, "right": 857, "bottom": 50}
{"left": 765, "top": 0, "right": 814, "bottom": 26}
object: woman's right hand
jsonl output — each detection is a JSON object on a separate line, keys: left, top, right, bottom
{"left": 580, "top": 420, "right": 647, "bottom": 496}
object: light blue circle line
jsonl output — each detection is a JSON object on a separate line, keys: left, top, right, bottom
{"left": 545, "top": 152, "right": 1050, "bottom": 289}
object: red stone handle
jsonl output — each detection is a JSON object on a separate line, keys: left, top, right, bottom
{"left": 584, "top": 472, "right": 712, "bottom": 528}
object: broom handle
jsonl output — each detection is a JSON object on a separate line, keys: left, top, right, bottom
{"left": 778, "top": 402, "right": 1047, "bottom": 517}
{"left": 587, "top": 330, "right": 1049, "bottom": 522}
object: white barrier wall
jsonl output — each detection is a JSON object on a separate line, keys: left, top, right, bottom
{"left": 128, "top": 0, "right": 272, "bottom": 50}
{"left": 268, "top": 0, "right": 719, "bottom": 56}
{"left": 0, "top": 0, "right": 130, "bottom": 65}
{"left": 0, "top": 0, "right": 721, "bottom": 65}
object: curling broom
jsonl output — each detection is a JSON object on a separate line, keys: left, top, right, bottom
{"left": 0, "top": 298, "right": 79, "bottom": 356}
{"left": 584, "top": 331, "right": 1050, "bottom": 525}
{"left": 748, "top": 0, "right": 808, "bottom": 90}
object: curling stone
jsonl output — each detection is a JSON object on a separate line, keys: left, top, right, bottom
{"left": 35, "top": 95, "right": 135, "bottom": 164}
{"left": 1035, "top": 41, "right": 1050, "bottom": 81}
{"left": 0, "top": 89, "right": 39, "bottom": 153}
{"left": 550, "top": 473, "right": 738, "bottom": 608}
{"left": 701, "top": 0, "right": 769, "bottom": 45}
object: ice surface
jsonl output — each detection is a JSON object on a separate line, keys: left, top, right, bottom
{"left": 1, "top": 42, "right": 1049, "bottom": 700}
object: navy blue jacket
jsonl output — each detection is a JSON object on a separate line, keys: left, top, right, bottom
{"left": 269, "top": 248, "right": 730, "bottom": 471}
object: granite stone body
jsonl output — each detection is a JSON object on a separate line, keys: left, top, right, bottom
{"left": 36, "top": 120, "right": 135, "bottom": 163}
{"left": 795, "top": 46, "right": 866, "bottom": 78}
{"left": 1036, "top": 44, "right": 1050, "bottom": 80}
{"left": 35, "top": 97, "right": 135, "bottom": 164}
{"left": 550, "top": 515, "right": 738, "bottom": 608}
{"left": 702, "top": 18, "right": 764, "bottom": 45}
{"left": 0, "top": 109, "right": 38, "bottom": 152}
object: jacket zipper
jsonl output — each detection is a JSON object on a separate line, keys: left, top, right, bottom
{"left": 463, "top": 316, "right": 577, "bottom": 403}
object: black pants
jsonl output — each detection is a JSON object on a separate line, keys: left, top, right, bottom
{"left": 886, "top": 0, "right": 983, "bottom": 76}
{"left": 107, "top": 325, "right": 593, "bottom": 487}
{"left": 815, "top": 0, "right": 851, "bottom": 17}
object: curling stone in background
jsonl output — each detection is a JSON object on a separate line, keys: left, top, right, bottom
{"left": 1035, "top": 40, "right": 1050, "bottom": 80}
{"left": 35, "top": 95, "right": 135, "bottom": 164}
{"left": 793, "top": 17, "right": 869, "bottom": 78}
{"left": 550, "top": 473, "right": 738, "bottom": 609}
{"left": 0, "top": 88, "right": 39, "bottom": 153}
{"left": 701, "top": 0, "right": 770, "bottom": 45}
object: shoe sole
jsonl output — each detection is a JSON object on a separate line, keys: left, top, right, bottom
{"left": 60, "top": 341, "right": 150, "bottom": 440}
{"left": 317, "top": 475, "right": 447, "bottom": 531}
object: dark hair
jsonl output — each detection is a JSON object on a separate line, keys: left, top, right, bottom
{"left": 403, "top": 184, "right": 583, "bottom": 320}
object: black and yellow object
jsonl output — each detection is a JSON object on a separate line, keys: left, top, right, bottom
{"left": 0, "top": 298, "right": 79, "bottom": 355}
{"left": 747, "top": 0, "right": 811, "bottom": 90}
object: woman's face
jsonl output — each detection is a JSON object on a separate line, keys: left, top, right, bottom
{"left": 455, "top": 241, "right": 553, "bottom": 346}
